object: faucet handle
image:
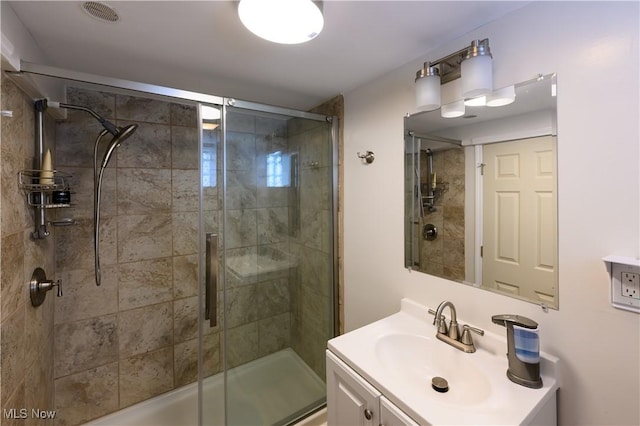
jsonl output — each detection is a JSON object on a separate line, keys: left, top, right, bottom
{"left": 428, "top": 308, "right": 437, "bottom": 324}
{"left": 461, "top": 324, "right": 485, "bottom": 345}
{"left": 428, "top": 309, "right": 448, "bottom": 334}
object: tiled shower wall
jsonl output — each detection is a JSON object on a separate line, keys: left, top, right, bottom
{"left": 420, "top": 147, "right": 465, "bottom": 280}
{"left": 288, "top": 118, "right": 334, "bottom": 379}
{"left": 1, "top": 75, "right": 56, "bottom": 426}
{"left": 52, "top": 87, "right": 221, "bottom": 426}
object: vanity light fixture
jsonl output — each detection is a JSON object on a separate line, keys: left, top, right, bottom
{"left": 464, "top": 96, "right": 486, "bottom": 107}
{"left": 486, "top": 85, "right": 516, "bottom": 107}
{"left": 460, "top": 39, "right": 493, "bottom": 98}
{"left": 441, "top": 100, "right": 465, "bottom": 118}
{"left": 415, "top": 65, "right": 441, "bottom": 111}
{"left": 415, "top": 38, "right": 493, "bottom": 115}
{"left": 238, "top": 0, "right": 324, "bottom": 44}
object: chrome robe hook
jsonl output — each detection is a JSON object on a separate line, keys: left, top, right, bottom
{"left": 357, "top": 151, "right": 375, "bottom": 164}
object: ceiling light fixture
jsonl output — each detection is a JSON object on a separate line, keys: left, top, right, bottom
{"left": 238, "top": 0, "right": 324, "bottom": 45}
{"left": 415, "top": 38, "right": 494, "bottom": 117}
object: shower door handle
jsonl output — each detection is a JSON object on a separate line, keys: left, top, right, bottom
{"left": 205, "top": 233, "right": 218, "bottom": 328}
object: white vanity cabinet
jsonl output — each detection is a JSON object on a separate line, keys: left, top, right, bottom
{"left": 380, "top": 397, "right": 420, "bottom": 426}
{"left": 327, "top": 351, "right": 419, "bottom": 426}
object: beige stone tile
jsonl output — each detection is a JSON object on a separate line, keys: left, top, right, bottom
{"left": 170, "top": 103, "right": 197, "bottom": 128}
{"left": 24, "top": 275, "right": 54, "bottom": 368}
{"left": 65, "top": 166, "right": 117, "bottom": 220}
{"left": 115, "top": 122, "right": 171, "bottom": 169}
{"left": 174, "top": 333, "right": 221, "bottom": 387}
{"left": 117, "top": 214, "right": 172, "bottom": 263}
{"left": 257, "top": 207, "right": 288, "bottom": 245}
{"left": 25, "top": 342, "right": 55, "bottom": 426}
{"left": 55, "top": 218, "right": 117, "bottom": 271}
{"left": 173, "top": 296, "right": 198, "bottom": 343}
{"left": 1, "top": 232, "right": 25, "bottom": 321}
{"left": 173, "top": 254, "right": 198, "bottom": 299}
{"left": 54, "top": 314, "right": 118, "bottom": 377}
{"left": 173, "top": 338, "right": 198, "bottom": 387}
{"left": 118, "top": 258, "right": 173, "bottom": 311}
{"left": 443, "top": 237, "right": 465, "bottom": 269}
{"left": 115, "top": 95, "right": 170, "bottom": 124}
{"left": 258, "top": 313, "right": 290, "bottom": 357}
{"left": 202, "top": 332, "right": 222, "bottom": 377}
{"left": 171, "top": 169, "right": 199, "bottom": 212}
{"left": 225, "top": 170, "right": 257, "bottom": 209}
{"left": 67, "top": 87, "right": 116, "bottom": 120}
{"left": 117, "top": 168, "right": 171, "bottom": 215}
{"left": 203, "top": 186, "right": 219, "bottom": 211}
{"left": 171, "top": 126, "right": 199, "bottom": 170}
{"left": 56, "top": 120, "right": 105, "bottom": 168}
{"left": 172, "top": 211, "right": 198, "bottom": 256}
{"left": 1, "top": 380, "right": 25, "bottom": 426}
{"left": 225, "top": 209, "right": 257, "bottom": 249}
{"left": 257, "top": 278, "right": 290, "bottom": 320}
{"left": 118, "top": 302, "right": 173, "bottom": 358}
{"left": 1, "top": 307, "right": 25, "bottom": 406}
{"left": 226, "top": 322, "right": 258, "bottom": 368}
{"left": 54, "top": 362, "right": 119, "bottom": 426}
{"left": 225, "top": 285, "right": 257, "bottom": 328}
{"left": 226, "top": 112, "right": 255, "bottom": 133}
{"left": 55, "top": 266, "right": 118, "bottom": 324}
{"left": 119, "top": 347, "right": 173, "bottom": 408}
{"left": 226, "top": 131, "right": 256, "bottom": 171}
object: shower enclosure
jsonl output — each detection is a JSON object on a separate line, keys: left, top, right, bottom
{"left": 13, "top": 64, "right": 337, "bottom": 426}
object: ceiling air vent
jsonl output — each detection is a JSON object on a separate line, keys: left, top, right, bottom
{"left": 82, "top": 2, "right": 119, "bottom": 23}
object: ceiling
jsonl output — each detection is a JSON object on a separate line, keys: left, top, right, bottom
{"left": 7, "top": 1, "right": 530, "bottom": 110}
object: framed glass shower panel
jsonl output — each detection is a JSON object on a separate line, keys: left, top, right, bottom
{"left": 223, "top": 106, "right": 334, "bottom": 426}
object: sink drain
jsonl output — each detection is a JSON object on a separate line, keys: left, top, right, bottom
{"left": 432, "top": 376, "right": 449, "bottom": 393}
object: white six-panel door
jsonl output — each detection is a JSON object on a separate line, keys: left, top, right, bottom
{"left": 482, "top": 136, "right": 557, "bottom": 304}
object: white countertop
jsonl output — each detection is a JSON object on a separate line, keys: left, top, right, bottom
{"left": 328, "top": 298, "right": 559, "bottom": 425}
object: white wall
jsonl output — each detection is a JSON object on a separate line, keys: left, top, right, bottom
{"left": 343, "top": 2, "right": 639, "bottom": 425}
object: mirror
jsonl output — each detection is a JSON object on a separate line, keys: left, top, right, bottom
{"left": 404, "top": 74, "right": 558, "bottom": 308}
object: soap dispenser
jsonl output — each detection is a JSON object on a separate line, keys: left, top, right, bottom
{"left": 491, "top": 314, "right": 543, "bottom": 389}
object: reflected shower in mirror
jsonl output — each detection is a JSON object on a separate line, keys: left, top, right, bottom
{"left": 405, "top": 74, "right": 558, "bottom": 309}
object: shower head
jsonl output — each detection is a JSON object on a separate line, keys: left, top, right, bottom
{"left": 47, "top": 100, "right": 119, "bottom": 136}
{"left": 100, "top": 124, "right": 138, "bottom": 169}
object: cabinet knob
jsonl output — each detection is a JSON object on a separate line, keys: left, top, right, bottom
{"left": 364, "top": 409, "right": 373, "bottom": 420}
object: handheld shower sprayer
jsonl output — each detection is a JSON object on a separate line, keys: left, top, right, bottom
{"left": 48, "top": 100, "right": 138, "bottom": 286}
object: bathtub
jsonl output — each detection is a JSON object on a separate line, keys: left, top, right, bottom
{"left": 84, "top": 348, "right": 325, "bottom": 426}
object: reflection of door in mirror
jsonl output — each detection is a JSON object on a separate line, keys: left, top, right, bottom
{"left": 481, "top": 136, "right": 557, "bottom": 306}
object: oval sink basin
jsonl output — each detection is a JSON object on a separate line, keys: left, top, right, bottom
{"left": 375, "top": 333, "right": 492, "bottom": 406}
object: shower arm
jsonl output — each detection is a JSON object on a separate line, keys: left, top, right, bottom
{"left": 48, "top": 101, "right": 119, "bottom": 136}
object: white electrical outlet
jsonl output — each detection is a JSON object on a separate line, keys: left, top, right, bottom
{"left": 606, "top": 256, "right": 640, "bottom": 313}
{"left": 621, "top": 272, "right": 640, "bottom": 299}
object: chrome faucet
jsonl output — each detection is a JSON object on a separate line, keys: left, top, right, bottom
{"left": 429, "top": 301, "right": 484, "bottom": 353}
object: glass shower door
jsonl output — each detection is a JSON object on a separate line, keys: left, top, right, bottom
{"left": 199, "top": 101, "right": 336, "bottom": 426}
{"left": 222, "top": 105, "right": 335, "bottom": 426}
{"left": 199, "top": 103, "right": 225, "bottom": 426}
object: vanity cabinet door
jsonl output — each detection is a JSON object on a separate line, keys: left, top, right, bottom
{"left": 380, "top": 396, "right": 421, "bottom": 426}
{"left": 327, "top": 351, "right": 381, "bottom": 426}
